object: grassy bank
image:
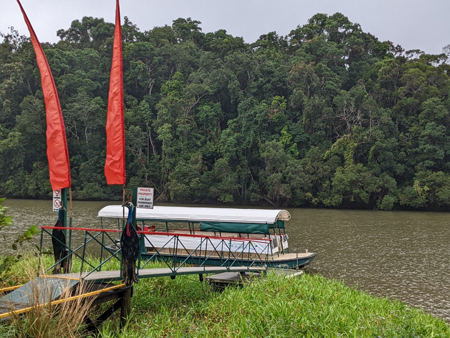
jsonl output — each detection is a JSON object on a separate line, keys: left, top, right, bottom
{"left": 0, "top": 255, "right": 449, "bottom": 337}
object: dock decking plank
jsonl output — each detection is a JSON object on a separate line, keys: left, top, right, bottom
{"left": 59, "top": 266, "right": 266, "bottom": 282}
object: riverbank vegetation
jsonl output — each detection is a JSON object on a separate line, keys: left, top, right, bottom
{"left": 0, "top": 255, "right": 449, "bottom": 337}
{"left": 1, "top": 13, "right": 450, "bottom": 210}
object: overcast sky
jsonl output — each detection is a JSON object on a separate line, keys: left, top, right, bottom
{"left": 1, "top": 0, "right": 448, "bottom": 55}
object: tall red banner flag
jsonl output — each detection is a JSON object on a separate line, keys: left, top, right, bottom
{"left": 105, "top": 0, "right": 126, "bottom": 185}
{"left": 17, "top": 0, "right": 71, "bottom": 191}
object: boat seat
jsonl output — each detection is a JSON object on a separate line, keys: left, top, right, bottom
{"left": 248, "top": 233, "right": 266, "bottom": 239}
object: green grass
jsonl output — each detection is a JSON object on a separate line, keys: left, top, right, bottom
{"left": 0, "top": 255, "right": 449, "bottom": 337}
{"left": 98, "top": 270, "right": 449, "bottom": 338}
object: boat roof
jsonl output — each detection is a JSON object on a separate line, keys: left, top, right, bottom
{"left": 98, "top": 205, "right": 291, "bottom": 224}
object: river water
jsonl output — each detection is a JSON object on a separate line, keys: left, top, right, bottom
{"left": 2, "top": 199, "right": 450, "bottom": 321}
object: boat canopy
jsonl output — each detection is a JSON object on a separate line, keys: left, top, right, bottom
{"left": 98, "top": 205, "right": 291, "bottom": 225}
{"left": 200, "top": 222, "right": 272, "bottom": 234}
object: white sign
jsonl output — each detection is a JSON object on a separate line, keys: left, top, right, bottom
{"left": 53, "top": 190, "right": 61, "bottom": 211}
{"left": 137, "top": 187, "right": 154, "bottom": 209}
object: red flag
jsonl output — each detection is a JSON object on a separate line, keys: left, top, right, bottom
{"left": 105, "top": 0, "right": 126, "bottom": 185}
{"left": 17, "top": 0, "right": 71, "bottom": 191}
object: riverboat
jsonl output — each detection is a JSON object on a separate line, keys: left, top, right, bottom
{"left": 98, "top": 205, "right": 316, "bottom": 269}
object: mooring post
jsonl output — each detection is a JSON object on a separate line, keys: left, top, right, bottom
{"left": 120, "top": 287, "right": 132, "bottom": 327}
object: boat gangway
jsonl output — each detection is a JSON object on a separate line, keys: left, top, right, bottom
{"left": 0, "top": 225, "right": 268, "bottom": 328}
{"left": 38, "top": 225, "right": 271, "bottom": 283}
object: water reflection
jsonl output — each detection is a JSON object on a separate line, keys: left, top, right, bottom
{"left": 3, "top": 199, "right": 450, "bottom": 321}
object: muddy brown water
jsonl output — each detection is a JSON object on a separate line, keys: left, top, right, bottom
{"left": 3, "top": 199, "right": 450, "bottom": 321}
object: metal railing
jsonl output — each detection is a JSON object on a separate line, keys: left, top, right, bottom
{"left": 40, "top": 227, "right": 272, "bottom": 279}
{"left": 40, "top": 226, "right": 122, "bottom": 279}
{"left": 139, "top": 231, "right": 272, "bottom": 274}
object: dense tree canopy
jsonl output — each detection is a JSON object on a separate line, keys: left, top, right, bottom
{"left": 1, "top": 13, "right": 449, "bottom": 210}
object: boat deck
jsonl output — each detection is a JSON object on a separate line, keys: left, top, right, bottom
{"left": 142, "top": 250, "right": 316, "bottom": 265}
{"left": 270, "top": 252, "right": 313, "bottom": 260}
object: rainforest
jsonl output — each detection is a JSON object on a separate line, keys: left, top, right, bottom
{"left": 0, "top": 13, "right": 449, "bottom": 210}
